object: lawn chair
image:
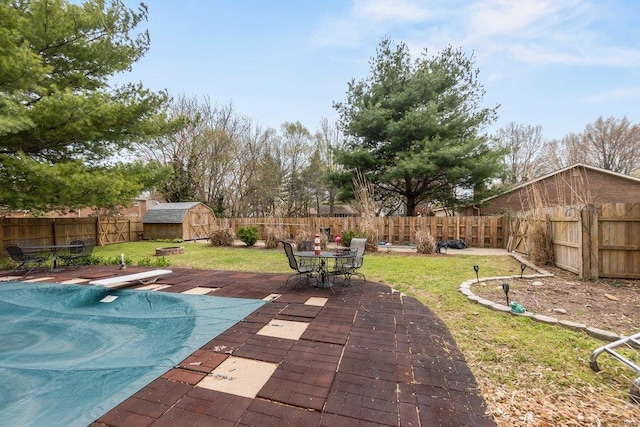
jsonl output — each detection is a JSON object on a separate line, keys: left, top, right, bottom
{"left": 5, "top": 245, "right": 50, "bottom": 275}
{"left": 281, "top": 240, "right": 316, "bottom": 289}
{"left": 341, "top": 238, "right": 367, "bottom": 287}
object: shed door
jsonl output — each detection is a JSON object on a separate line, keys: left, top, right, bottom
{"left": 189, "top": 210, "right": 211, "bottom": 240}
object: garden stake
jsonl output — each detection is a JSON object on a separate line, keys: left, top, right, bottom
{"left": 473, "top": 265, "right": 479, "bottom": 283}
{"left": 502, "top": 283, "right": 510, "bottom": 305}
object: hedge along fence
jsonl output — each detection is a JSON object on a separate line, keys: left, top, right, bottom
{"left": 213, "top": 215, "right": 507, "bottom": 248}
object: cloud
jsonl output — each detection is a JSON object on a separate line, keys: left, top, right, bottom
{"left": 352, "top": 0, "right": 432, "bottom": 23}
{"left": 313, "top": 0, "right": 640, "bottom": 68}
{"left": 464, "top": 0, "right": 583, "bottom": 40}
{"left": 583, "top": 87, "right": 640, "bottom": 104}
{"left": 312, "top": 0, "right": 438, "bottom": 48}
{"left": 508, "top": 44, "right": 640, "bottom": 67}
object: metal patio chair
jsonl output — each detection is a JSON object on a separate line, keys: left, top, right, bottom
{"left": 58, "top": 238, "right": 96, "bottom": 268}
{"left": 5, "top": 245, "right": 50, "bottom": 275}
{"left": 281, "top": 240, "right": 316, "bottom": 289}
{"left": 341, "top": 237, "right": 367, "bottom": 287}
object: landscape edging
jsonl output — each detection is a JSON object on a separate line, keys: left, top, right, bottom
{"left": 459, "top": 253, "right": 621, "bottom": 342}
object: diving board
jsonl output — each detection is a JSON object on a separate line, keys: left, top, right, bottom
{"left": 89, "top": 269, "right": 173, "bottom": 289}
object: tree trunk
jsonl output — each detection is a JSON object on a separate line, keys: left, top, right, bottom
{"left": 406, "top": 196, "right": 417, "bottom": 216}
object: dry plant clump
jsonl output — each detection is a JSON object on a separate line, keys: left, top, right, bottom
{"left": 263, "top": 225, "right": 288, "bottom": 249}
{"left": 415, "top": 229, "right": 436, "bottom": 254}
{"left": 294, "top": 229, "right": 310, "bottom": 251}
{"left": 352, "top": 170, "right": 378, "bottom": 252}
{"left": 528, "top": 218, "right": 554, "bottom": 265}
{"left": 358, "top": 216, "right": 379, "bottom": 252}
{"left": 210, "top": 226, "right": 235, "bottom": 246}
{"left": 294, "top": 229, "right": 312, "bottom": 242}
{"left": 517, "top": 182, "right": 554, "bottom": 264}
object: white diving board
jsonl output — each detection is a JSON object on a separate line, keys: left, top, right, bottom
{"left": 89, "top": 269, "right": 173, "bottom": 289}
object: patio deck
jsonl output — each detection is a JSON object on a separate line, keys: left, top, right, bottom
{"left": 3, "top": 266, "right": 496, "bottom": 426}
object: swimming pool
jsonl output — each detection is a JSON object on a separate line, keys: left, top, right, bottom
{"left": 0, "top": 282, "right": 265, "bottom": 427}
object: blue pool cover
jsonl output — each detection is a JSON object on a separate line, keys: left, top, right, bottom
{"left": 0, "top": 282, "right": 266, "bottom": 427}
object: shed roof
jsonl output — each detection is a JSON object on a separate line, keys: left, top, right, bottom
{"left": 142, "top": 202, "right": 202, "bottom": 224}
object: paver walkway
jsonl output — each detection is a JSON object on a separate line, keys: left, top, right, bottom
{"left": 4, "top": 266, "right": 496, "bottom": 426}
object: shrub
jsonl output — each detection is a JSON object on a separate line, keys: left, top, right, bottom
{"left": 210, "top": 227, "right": 235, "bottom": 247}
{"left": 237, "top": 225, "right": 259, "bottom": 247}
{"left": 415, "top": 229, "right": 436, "bottom": 254}
{"left": 263, "top": 225, "right": 288, "bottom": 249}
{"left": 83, "top": 254, "right": 101, "bottom": 265}
{"left": 341, "top": 230, "right": 362, "bottom": 247}
{"left": 101, "top": 255, "right": 132, "bottom": 266}
{"left": 137, "top": 256, "right": 171, "bottom": 267}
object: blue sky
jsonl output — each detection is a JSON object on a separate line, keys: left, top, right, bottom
{"left": 119, "top": 0, "right": 640, "bottom": 140}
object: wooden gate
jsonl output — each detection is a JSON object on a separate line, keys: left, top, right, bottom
{"left": 507, "top": 214, "right": 530, "bottom": 254}
{"left": 98, "top": 217, "right": 131, "bottom": 245}
{"left": 549, "top": 207, "right": 582, "bottom": 275}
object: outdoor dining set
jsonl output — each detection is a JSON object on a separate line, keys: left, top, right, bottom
{"left": 4, "top": 238, "right": 96, "bottom": 274}
{"left": 281, "top": 236, "right": 367, "bottom": 293}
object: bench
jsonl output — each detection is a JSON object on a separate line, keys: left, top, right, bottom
{"left": 89, "top": 269, "right": 173, "bottom": 289}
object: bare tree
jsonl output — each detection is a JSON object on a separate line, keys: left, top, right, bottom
{"left": 537, "top": 116, "right": 640, "bottom": 175}
{"left": 582, "top": 116, "right": 640, "bottom": 174}
{"left": 137, "top": 98, "right": 349, "bottom": 218}
{"left": 537, "top": 132, "right": 587, "bottom": 173}
{"left": 315, "top": 118, "right": 345, "bottom": 214}
{"left": 137, "top": 95, "right": 273, "bottom": 216}
{"left": 233, "top": 127, "right": 283, "bottom": 217}
{"left": 280, "top": 121, "right": 313, "bottom": 216}
{"left": 494, "top": 122, "right": 546, "bottom": 184}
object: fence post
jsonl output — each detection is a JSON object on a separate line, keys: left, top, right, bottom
{"left": 580, "top": 207, "right": 599, "bottom": 280}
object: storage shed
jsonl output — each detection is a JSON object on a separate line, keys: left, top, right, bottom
{"left": 142, "top": 202, "right": 215, "bottom": 241}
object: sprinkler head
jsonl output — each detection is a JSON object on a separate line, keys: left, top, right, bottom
{"left": 473, "top": 265, "right": 479, "bottom": 273}
{"left": 520, "top": 263, "right": 526, "bottom": 278}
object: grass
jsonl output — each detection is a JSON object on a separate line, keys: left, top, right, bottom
{"left": 92, "top": 241, "right": 639, "bottom": 425}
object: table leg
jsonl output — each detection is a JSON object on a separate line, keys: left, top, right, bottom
{"left": 50, "top": 248, "right": 62, "bottom": 271}
{"left": 319, "top": 259, "right": 327, "bottom": 286}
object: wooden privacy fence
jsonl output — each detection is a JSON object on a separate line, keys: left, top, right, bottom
{"left": 2, "top": 206, "right": 637, "bottom": 279}
{"left": 0, "top": 215, "right": 505, "bottom": 248}
{"left": 0, "top": 217, "right": 143, "bottom": 248}
{"left": 512, "top": 203, "right": 640, "bottom": 279}
{"left": 213, "top": 215, "right": 507, "bottom": 248}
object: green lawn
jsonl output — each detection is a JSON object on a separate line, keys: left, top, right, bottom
{"left": 93, "top": 241, "right": 639, "bottom": 425}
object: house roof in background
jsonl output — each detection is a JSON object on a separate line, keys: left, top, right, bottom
{"left": 482, "top": 163, "right": 640, "bottom": 203}
{"left": 142, "top": 202, "right": 202, "bottom": 224}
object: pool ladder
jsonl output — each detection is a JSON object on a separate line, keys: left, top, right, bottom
{"left": 590, "top": 331, "right": 640, "bottom": 403}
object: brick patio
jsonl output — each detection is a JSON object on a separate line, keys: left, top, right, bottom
{"left": 5, "top": 266, "right": 496, "bottom": 426}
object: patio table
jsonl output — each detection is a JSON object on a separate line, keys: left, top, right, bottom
{"left": 293, "top": 250, "right": 355, "bottom": 289}
{"left": 21, "top": 243, "right": 84, "bottom": 270}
